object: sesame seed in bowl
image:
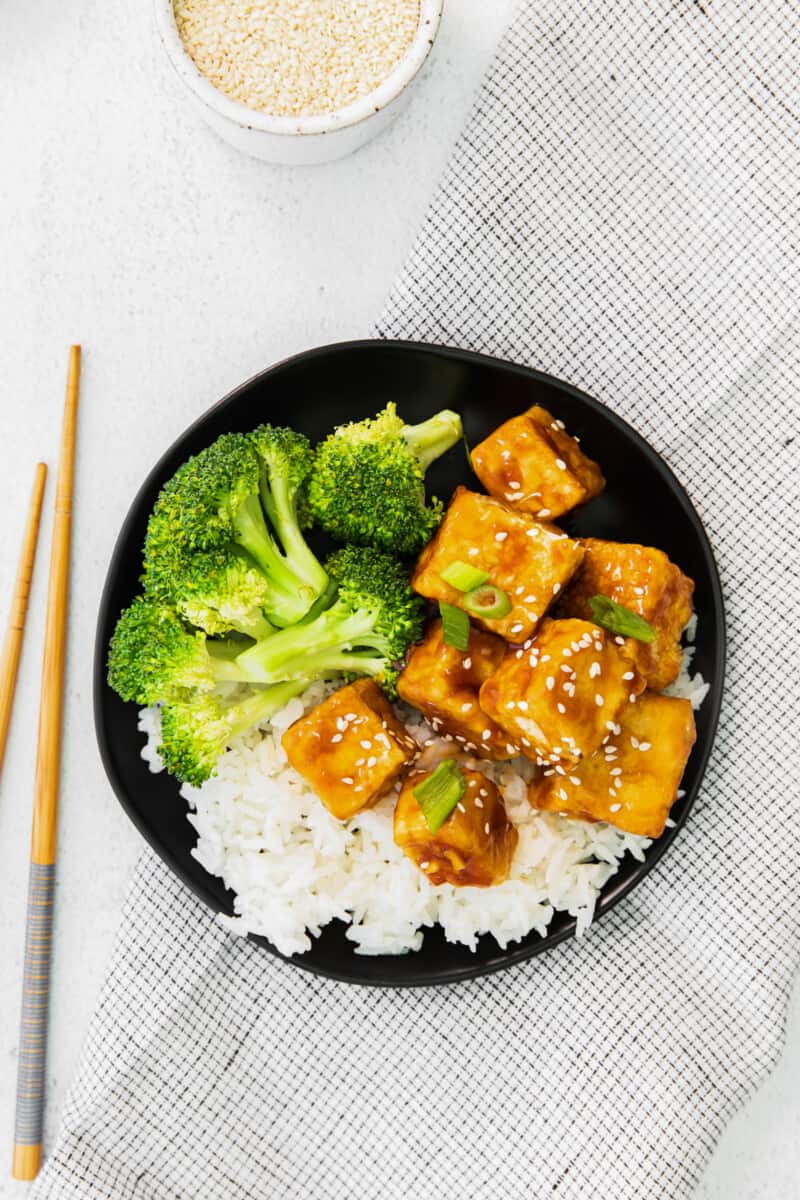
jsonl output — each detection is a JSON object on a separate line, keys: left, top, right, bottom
{"left": 154, "top": 0, "right": 444, "bottom": 164}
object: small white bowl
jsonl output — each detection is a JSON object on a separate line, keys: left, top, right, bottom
{"left": 154, "top": 0, "right": 444, "bottom": 165}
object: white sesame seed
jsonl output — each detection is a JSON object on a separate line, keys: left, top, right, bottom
{"left": 546, "top": 676, "right": 555, "bottom": 690}
{"left": 558, "top": 788, "right": 568, "bottom": 800}
{"left": 638, "top": 741, "right": 651, "bottom": 752}
{"left": 173, "top": 0, "right": 420, "bottom": 117}
{"left": 475, "top": 797, "right": 483, "bottom": 808}
{"left": 342, "top": 777, "right": 354, "bottom": 785}
{"left": 420, "top": 861, "right": 430, "bottom": 869}
{"left": 569, "top": 776, "right": 581, "bottom": 785}
{"left": 331, "top": 733, "right": 343, "bottom": 743}
{"left": 367, "top": 756, "right": 377, "bottom": 767}
{"left": 609, "top": 803, "right": 622, "bottom": 813}
{"left": 360, "top": 740, "right": 372, "bottom": 749}
{"left": 610, "top": 767, "right": 622, "bottom": 776}
{"left": 484, "top": 822, "right": 491, "bottom": 835}
{"left": 629, "top": 693, "right": 638, "bottom": 703}
{"left": 595, "top": 694, "right": 604, "bottom": 707}
{"left": 467, "top": 547, "right": 479, "bottom": 557}
{"left": 457, "top": 803, "right": 465, "bottom": 813}
{"left": 622, "top": 671, "right": 635, "bottom": 680}
{"left": 615, "top": 636, "right": 625, "bottom": 645}
{"left": 462, "top": 656, "right": 472, "bottom": 669}
{"left": 482, "top": 729, "right": 491, "bottom": 740}
{"left": 461, "top": 702, "right": 473, "bottom": 713}
{"left": 552, "top": 582, "right": 561, "bottom": 594}
{"left": 510, "top": 622, "right": 524, "bottom": 634}
{"left": 537, "top": 509, "right": 551, "bottom": 518}
{"left": 495, "top": 531, "right": 508, "bottom": 542}
{"left": 557, "top": 702, "right": 566, "bottom": 713}
{"left": 508, "top": 480, "right": 521, "bottom": 490}
{"left": 517, "top": 700, "right": 529, "bottom": 711}
{"left": 555, "top": 458, "right": 567, "bottom": 470}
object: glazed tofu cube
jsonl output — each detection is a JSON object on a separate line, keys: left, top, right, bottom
{"left": 479, "top": 618, "right": 644, "bottom": 766}
{"left": 556, "top": 538, "right": 694, "bottom": 690}
{"left": 411, "top": 487, "right": 584, "bottom": 642}
{"left": 528, "top": 692, "right": 696, "bottom": 837}
{"left": 394, "top": 763, "right": 518, "bottom": 886}
{"left": 471, "top": 405, "right": 605, "bottom": 520}
{"left": 282, "top": 679, "right": 417, "bottom": 821}
{"left": 397, "top": 620, "right": 521, "bottom": 760}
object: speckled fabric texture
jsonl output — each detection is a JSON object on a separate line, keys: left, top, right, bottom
{"left": 32, "top": 2, "right": 800, "bottom": 1197}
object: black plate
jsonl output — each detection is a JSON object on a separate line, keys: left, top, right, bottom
{"left": 94, "top": 340, "right": 725, "bottom": 987}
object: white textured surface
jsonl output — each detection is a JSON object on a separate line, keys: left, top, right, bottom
{"left": 0, "top": 1, "right": 797, "bottom": 1196}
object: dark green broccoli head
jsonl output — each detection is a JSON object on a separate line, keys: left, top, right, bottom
{"left": 250, "top": 424, "right": 315, "bottom": 499}
{"left": 151, "top": 433, "right": 262, "bottom": 554}
{"left": 159, "top": 680, "right": 308, "bottom": 787}
{"left": 145, "top": 430, "right": 325, "bottom": 628}
{"left": 158, "top": 691, "right": 233, "bottom": 788}
{"left": 325, "top": 545, "right": 425, "bottom": 663}
{"left": 307, "top": 403, "right": 462, "bottom": 556}
{"left": 107, "top": 598, "right": 225, "bottom": 705}
{"left": 143, "top": 534, "right": 273, "bottom": 639}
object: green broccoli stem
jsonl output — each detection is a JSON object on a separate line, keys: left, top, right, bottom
{"left": 234, "top": 612, "right": 275, "bottom": 640}
{"left": 266, "top": 648, "right": 388, "bottom": 682}
{"left": 260, "top": 472, "right": 329, "bottom": 596}
{"left": 234, "top": 603, "right": 389, "bottom": 684}
{"left": 222, "top": 679, "right": 310, "bottom": 739}
{"left": 232, "top": 494, "right": 319, "bottom": 625}
{"left": 401, "top": 409, "right": 462, "bottom": 472}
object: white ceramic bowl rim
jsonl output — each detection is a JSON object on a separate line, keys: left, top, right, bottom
{"left": 154, "top": 0, "right": 443, "bottom": 138}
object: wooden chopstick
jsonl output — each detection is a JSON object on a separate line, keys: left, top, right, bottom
{"left": 0, "top": 463, "right": 48, "bottom": 783}
{"left": 12, "top": 346, "right": 81, "bottom": 1183}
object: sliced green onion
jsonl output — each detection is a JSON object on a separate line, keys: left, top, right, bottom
{"left": 588, "top": 595, "right": 656, "bottom": 644}
{"left": 439, "top": 560, "right": 490, "bottom": 592}
{"left": 439, "top": 601, "right": 470, "bottom": 651}
{"left": 413, "top": 760, "right": 466, "bottom": 833}
{"left": 463, "top": 584, "right": 512, "bottom": 620}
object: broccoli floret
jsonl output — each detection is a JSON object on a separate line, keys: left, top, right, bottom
{"left": 143, "top": 539, "right": 274, "bottom": 640}
{"left": 144, "top": 431, "right": 327, "bottom": 628}
{"left": 250, "top": 424, "right": 328, "bottom": 600}
{"left": 107, "top": 597, "right": 254, "bottom": 706}
{"left": 235, "top": 545, "right": 425, "bottom": 697}
{"left": 307, "top": 403, "right": 462, "bottom": 556}
{"left": 158, "top": 680, "right": 308, "bottom": 787}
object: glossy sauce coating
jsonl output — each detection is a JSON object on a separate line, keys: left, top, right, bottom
{"left": 528, "top": 691, "right": 696, "bottom": 837}
{"left": 394, "top": 763, "right": 518, "bottom": 887}
{"left": 282, "top": 679, "right": 417, "bottom": 821}
{"left": 412, "top": 487, "right": 584, "bottom": 642}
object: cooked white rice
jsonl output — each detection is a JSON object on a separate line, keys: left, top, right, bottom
{"left": 138, "top": 638, "right": 707, "bottom": 957}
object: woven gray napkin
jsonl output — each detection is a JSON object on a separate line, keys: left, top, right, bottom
{"left": 32, "top": 2, "right": 800, "bottom": 1197}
